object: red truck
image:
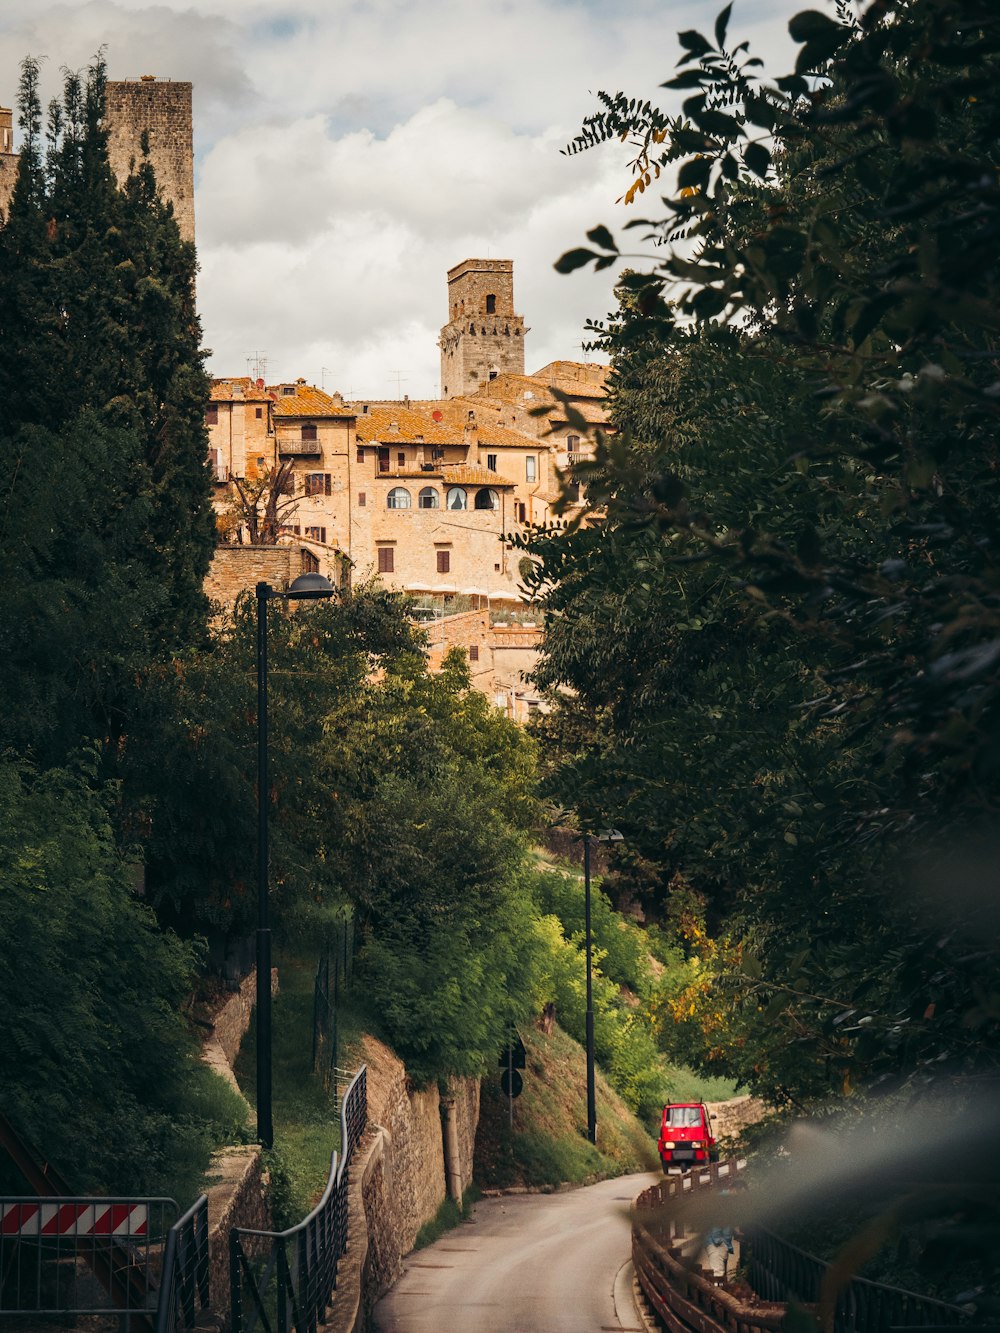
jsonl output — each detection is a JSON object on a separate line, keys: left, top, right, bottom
{"left": 657, "top": 1102, "right": 718, "bottom": 1171}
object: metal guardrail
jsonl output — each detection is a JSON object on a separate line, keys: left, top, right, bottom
{"left": 154, "top": 1193, "right": 210, "bottom": 1333}
{"left": 229, "top": 1064, "right": 368, "bottom": 1333}
{"left": 633, "top": 1159, "right": 972, "bottom": 1333}
{"left": 0, "top": 1196, "right": 178, "bottom": 1327}
{"left": 745, "top": 1222, "right": 969, "bottom": 1333}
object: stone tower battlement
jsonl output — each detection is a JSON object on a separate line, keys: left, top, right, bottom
{"left": 0, "top": 79, "right": 195, "bottom": 245}
{"left": 105, "top": 77, "right": 195, "bottom": 244}
{"left": 439, "top": 259, "right": 526, "bottom": 398}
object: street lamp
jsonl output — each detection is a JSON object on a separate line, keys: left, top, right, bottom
{"left": 582, "top": 827, "right": 624, "bottom": 1146}
{"left": 256, "top": 572, "right": 336, "bottom": 1148}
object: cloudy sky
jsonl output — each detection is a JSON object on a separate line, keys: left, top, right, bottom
{"left": 0, "top": 0, "right": 802, "bottom": 398}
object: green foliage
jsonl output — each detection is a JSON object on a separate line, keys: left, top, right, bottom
{"left": 0, "top": 757, "right": 225, "bottom": 1194}
{"left": 0, "top": 54, "right": 214, "bottom": 768}
{"left": 517, "top": 0, "right": 1000, "bottom": 1105}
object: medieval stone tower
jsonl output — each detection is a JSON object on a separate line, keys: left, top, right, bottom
{"left": 104, "top": 77, "right": 195, "bottom": 244}
{"left": 0, "top": 78, "right": 195, "bottom": 245}
{"left": 439, "top": 259, "right": 526, "bottom": 398}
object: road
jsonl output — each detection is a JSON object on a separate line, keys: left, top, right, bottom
{"left": 372, "top": 1170, "right": 659, "bottom": 1333}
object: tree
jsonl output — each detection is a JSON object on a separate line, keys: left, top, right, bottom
{"left": 516, "top": 0, "right": 1000, "bottom": 1101}
{"left": 0, "top": 55, "right": 215, "bottom": 766}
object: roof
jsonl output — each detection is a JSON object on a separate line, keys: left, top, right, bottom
{"left": 210, "top": 376, "right": 272, "bottom": 403}
{"left": 355, "top": 405, "right": 465, "bottom": 446}
{"left": 441, "top": 463, "right": 515, "bottom": 488}
{"left": 269, "top": 383, "right": 355, "bottom": 418}
{"left": 414, "top": 399, "right": 541, "bottom": 448}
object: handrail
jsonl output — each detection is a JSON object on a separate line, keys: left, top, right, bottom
{"left": 633, "top": 1159, "right": 971, "bottom": 1333}
{"left": 229, "top": 1063, "right": 368, "bottom": 1333}
{"left": 155, "top": 1193, "right": 209, "bottom": 1333}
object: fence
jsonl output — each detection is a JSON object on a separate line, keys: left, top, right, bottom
{"left": 312, "top": 920, "right": 355, "bottom": 1096}
{"left": 633, "top": 1160, "right": 972, "bottom": 1333}
{"left": 0, "top": 1196, "right": 178, "bottom": 1328}
{"left": 745, "top": 1222, "right": 969, "bottom": 1333}
{"left": 154, "top": 1194, "right": 210, "bottom": 1333}
{"left": 229, "top": 1063, "right": 368, "bottom": 1333}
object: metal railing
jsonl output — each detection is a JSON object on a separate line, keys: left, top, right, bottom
{"left": 633, "top": 1160, "right": 972, "bottom": 1333}
{"left": 229, "top": 1064, "right": 368, "bottom": 1333}
{"left": 312, "top": 923, "right": 355, "bottom": 1096}
{"left": 745, "top": 1222, "right": 969, "bottom": 1333}
{"left": 154, "top": 1194, "right": 210, "bottom": 1333}
{"left": 0, "top": 1196, "right": 178, "bottom": 1327}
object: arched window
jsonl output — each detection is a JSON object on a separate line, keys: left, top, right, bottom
{"left": 387, "top": 487, "right": 411, "bottom": 509}
{"left": 475, "top": 488, "right": 500, "bottom": 510}
{"left": 418, "top": 487, "right": 439, "bottom": 509}
{"left": 469, "top": 323, "right": 477, "bottom": 334}
{"left": 447, "top": 487, "right": 467, "bottom": 511}
{"left": 486, "top": 294, "right": 496, "bottom": 314}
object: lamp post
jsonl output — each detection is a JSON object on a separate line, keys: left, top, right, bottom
{"left": 256, "top": 572, "right": 336, "bottom": 1149}
{"left": 582, "top": 827, "right": 624, "bottom": 1146}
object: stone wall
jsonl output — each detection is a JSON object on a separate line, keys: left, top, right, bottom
{"left": 707, "top": 1095, "right": 770, "bottom": 1143}
{"left": 203, "top": 1146, "right": 270, "bottom": 1311}
{"left": 204, "top": 544, "right": 299, "bottom": 606}
{"left": 353, "top": 1034, "right": 480, "bottom": 1307}
{"left": 104, "top": 78, "right": 195, "bottom": 244}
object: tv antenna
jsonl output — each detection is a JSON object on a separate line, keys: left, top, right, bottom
{"left": 389, "top": 370, "right": 408, "bottom": 398}
{"left": 321, "top": 366, "right": 334, "bottom": 391}
{"left": 247, "top": 350, "right": 268, "bottom": 382}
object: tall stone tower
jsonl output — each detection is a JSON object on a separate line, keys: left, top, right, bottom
{"left": 104, "top": 76, "right": 195, "bottom": 245}
{"left": 0, "top": 106, "right": 18, "bottom": 223}
{"left": 439, "top": 259, "right": 526, "bottom": 398}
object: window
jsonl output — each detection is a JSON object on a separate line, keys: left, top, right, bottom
{"left": 518, "top": 502, "right": 526, "bottom": 523}
{"left": 357, "top": 447, "right": 365, "bottom": 463}
{"left": 486, "top": 453, "right": 497, "bottom": 471}
{"left": 567, "top": 434, "right": 581, "bottom": 450}
{"left": 486, "top": 294, "right": 496, "bottom": 314}
{"left": 305, "top": 473, "right": 331, "bottom": 497}
{"left": 525, "top": 455, "right": 537, "bottom": 482}
{"left": 665, "top": 1106, "right": 704, "bottom": 1128}
{"left": 418, "top": 487, "right": 439, "bottom": 509}
{"left": 301, "top": 549, "right": 320, "bottom": 574}
{"left": 397, "top": 451, "right": 406, "bottom": 468}
{"left": 447, "top": 487, "right": 467, "bottom": 511}
{"left": 282, "top": 385, "right": 295, "bottom": 396}
{"left": 469, "top": 644, "right": 479, "bottom": 662}
{"left": 377, "top": 546, "right": 394, "bottom": 574}
{"left": 436, "top": 549, "right": 451, "bottom": 574}
{"left": 304, "top": 526, "right": 326, "bottom": 543}
{"left": 387, "top": 486, "right": 411, "bottom": 509}
{"left": 301, "top": 423, "right": 318, "bottom": 442}
{"left": 489, "top": 370, "right": 498, "bottom": 381}
{"left": 475, "top": 488, "right": 499, "bottom": 510}
{"left": 255, "top": 407, "right": 263, "bottom": 419}
{"left": 432, "top": 447, "right": 444, "bottom": 460}
{"left": 378, "top": 447, "right": 390, "bottom": 473}
{"left": 205, "top": 404, "right": 218, "bottom": 425}
{"left": 358, "top": 492, "right": 366, "bottom": 507}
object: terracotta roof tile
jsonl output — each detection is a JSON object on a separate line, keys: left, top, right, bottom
{"left": 269, "top": 383, "right": 355, "bottom": 418}
{"left": 441, "top": 463, "right": 515, "bottom": 488}
{"left": 210, "top": 376, "right": 272, "bottom": 403}
{"left": 355, "top": 405, "right": 465, "bottom": 445}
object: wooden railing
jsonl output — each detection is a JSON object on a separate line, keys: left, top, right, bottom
{"left": 632, "top": 1159, "right": 972, "bottom": 1333}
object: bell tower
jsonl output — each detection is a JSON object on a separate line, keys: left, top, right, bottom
{"left": 439, "top": 259, "right": 526, "bottom": 398}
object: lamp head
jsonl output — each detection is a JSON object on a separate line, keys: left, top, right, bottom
{"left": 285, "top": 572, "right": 336, "bottom": 601}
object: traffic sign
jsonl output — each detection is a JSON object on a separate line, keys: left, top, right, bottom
{"left": 500, "top": 1068, "right": 523, "bottom": 1099}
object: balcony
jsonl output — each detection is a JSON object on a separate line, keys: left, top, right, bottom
{"left": 278, "top": 439, "right": 322, "bottom": 457}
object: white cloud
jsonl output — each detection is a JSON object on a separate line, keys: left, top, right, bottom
{"left": 0, "top": 0, "right": 804, "bottom": 393}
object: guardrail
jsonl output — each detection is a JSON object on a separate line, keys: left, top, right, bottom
{"left": 633, "top": 1159, "right": 972, "bottom": 1333}
{"left": 229, "top": 1064, "right": 367, "bottom": 1333}
{"left": 154, "top": 1194, "right": 210, "bottom": 1333}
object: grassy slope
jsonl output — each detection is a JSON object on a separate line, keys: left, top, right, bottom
{"left": 475, "top": 1021, "right": 660, "bottom": 1189}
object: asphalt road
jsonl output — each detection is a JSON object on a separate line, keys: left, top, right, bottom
{"left": 372, "top": 1170, "right": 659, "bottom": 1333}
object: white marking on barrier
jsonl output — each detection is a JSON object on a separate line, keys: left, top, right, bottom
{"left": 0, "top": 1202, "right": 148, "bottom": 1237}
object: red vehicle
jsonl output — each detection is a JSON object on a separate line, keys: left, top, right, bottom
{"left": 657, "top": 1102, "right": 718, "bottom": 1172}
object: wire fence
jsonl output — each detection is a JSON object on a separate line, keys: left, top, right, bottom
{"left": 311, "top": 918, "right": 355, "bottom": 1097}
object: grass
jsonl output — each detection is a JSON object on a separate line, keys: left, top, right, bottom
{"left": 414, "top": 1184, "right": 481, "bottom": 1249}
{"left": 475, "top": 1021, "right": 661, "bottom": 1190}
{"left": 234, "top": 950, "right": 368, "bottom": 1226}
{"left": 662, "top": 1065, "right": 740, "bottom": 1105}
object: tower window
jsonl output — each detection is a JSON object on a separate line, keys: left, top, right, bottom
{"left": 486, "top": 294, "right": 496, "bottom": 314}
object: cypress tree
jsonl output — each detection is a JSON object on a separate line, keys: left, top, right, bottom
{"left": 0, "top": 54, "right": 215, "bottom": 763}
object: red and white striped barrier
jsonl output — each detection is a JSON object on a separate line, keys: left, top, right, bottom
{"left": 0, "top": 1202, "right": 148, "bottom": 1237}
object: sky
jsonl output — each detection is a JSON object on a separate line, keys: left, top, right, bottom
{"left": 0, "top": 0, "right": 802, "bottom": 398}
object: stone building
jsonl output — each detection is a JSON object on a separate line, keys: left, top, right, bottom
{"left": 0, "top": 77, "right": 194, "bottom": 243}
{"left": 439, "top": 259, "right": 527, "bottom": 398}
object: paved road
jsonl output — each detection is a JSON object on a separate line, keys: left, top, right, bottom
{"left": 373, "top": 1171, "right": 659, "bottom": 1333}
